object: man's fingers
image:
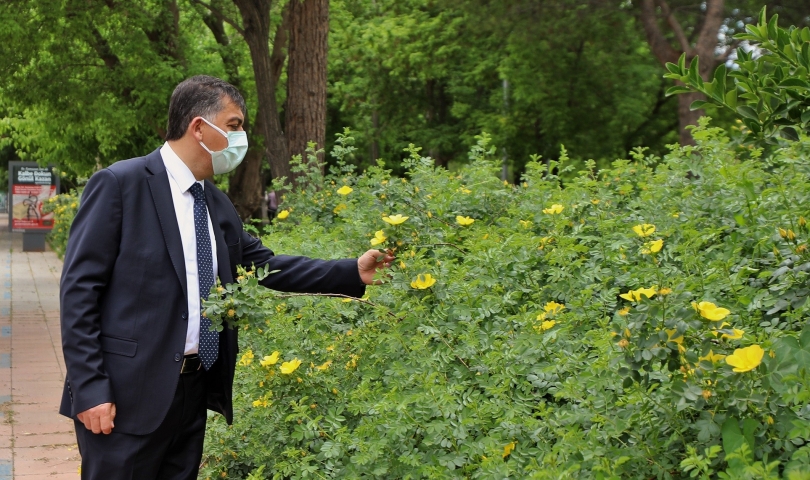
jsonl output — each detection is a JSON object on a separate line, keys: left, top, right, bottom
{"left": 90, "top": 415, "right": 102, "bottom": 434}
{"left": 100, "top": 411, "right": 113, "bottom": 434}
{"left": 77, "top": 403, "right": 115, "bottom": 434}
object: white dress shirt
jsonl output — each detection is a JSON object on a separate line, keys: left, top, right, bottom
{"left": 160, "top": 143, "right": 219, "bottom": 356}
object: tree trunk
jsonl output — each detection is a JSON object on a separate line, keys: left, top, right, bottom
{"left": 228, "top": 109, "right": 265, "bottom": 219}
{"left": 677, "top": 90, "right": 704, "bottom": 146}
{"left": 285, "top": 0, "right": 329, "bottom": 174}
{"left": 232, "top": 0, "right": 291, "bottom": 184}
{"left": 638, "top": 0, "right": 724, "bottom": 145}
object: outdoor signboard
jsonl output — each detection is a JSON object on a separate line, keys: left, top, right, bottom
{"left": 7, "top": 162, "right": 58, "bottom": 232}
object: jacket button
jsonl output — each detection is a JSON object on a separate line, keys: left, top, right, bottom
{"left": 174, "top": 353, "right": 181, "bottom": 362}
{"left": 181, "top": 312, "right": 187, "bottom": 320}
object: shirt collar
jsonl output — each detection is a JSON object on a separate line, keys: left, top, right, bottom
{"left": 160, "top": 142, "right": 203, "bottom": 193}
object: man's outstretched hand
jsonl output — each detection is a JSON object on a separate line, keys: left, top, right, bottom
{"left": 358, "top": 249, "right": 395, "bottom": 285}
{"left": 77, "top": 402, "right": 116, "bottom": 434}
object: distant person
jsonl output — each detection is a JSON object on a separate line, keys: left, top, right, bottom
{"left": 59, "top": 75, "right": 394, "bottom": 479}
{"left": 266, "top": 190, "right": 278, "bottom": 219}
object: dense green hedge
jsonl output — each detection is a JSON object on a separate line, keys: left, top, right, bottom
{"left": 192, "top": 124, "right": 810, "bottom": 479}
{"left": 48, "top": 124, "right": 810, "bottom": 478}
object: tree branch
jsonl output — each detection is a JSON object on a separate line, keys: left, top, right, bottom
{"left": 270, "top": 1, "right": 290, "bottom": 86}
{"left": 695, "top": 0, "right": 725, "bottom": 77}
{"left": 656, "top": 0, "right": 692, "bottom": 55}
{"left": 716, "top": 39, "right": 741, "bottom": 62}
{"left": 189, "top": 0, "right": 244, "bottom": 36}
{"left": 639, "top": 0, "right": 680, "bottom": 65}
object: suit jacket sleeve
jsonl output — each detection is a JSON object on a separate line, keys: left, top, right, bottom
{"left": 239, "top": 229, "right": 366, "bottom": 299}
{"left": 60, "top": 169, "right": 122, "bottom": 414}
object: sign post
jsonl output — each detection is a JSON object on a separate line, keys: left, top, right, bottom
{"left": 7, "top": 162, "right": 59, "bottom": 252}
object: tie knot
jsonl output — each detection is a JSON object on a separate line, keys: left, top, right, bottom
{"left": 189, "top": 182, "right": 205, "bottom": 201}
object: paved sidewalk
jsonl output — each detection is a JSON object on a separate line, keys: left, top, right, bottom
{"left": 0, "top": 214, "right": 79, "bottom": 478}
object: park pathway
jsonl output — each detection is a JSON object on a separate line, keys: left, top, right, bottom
{"left": 0, "top": 213, "right": 79, "bottom": 478}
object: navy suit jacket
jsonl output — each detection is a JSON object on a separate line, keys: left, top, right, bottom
{"left": 59, "top": 149, "right": 365, "bottom": 435}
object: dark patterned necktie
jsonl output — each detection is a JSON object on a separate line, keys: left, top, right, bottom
{"left": 189, "top": 183, "right": 218, "bottom": 370}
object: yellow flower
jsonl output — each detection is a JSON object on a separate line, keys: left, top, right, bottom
{"left": 280, "top": 358, "right": 302, "bottom": 375}
{"left": 326, "top": 345, "right": 335, "bottom": 352}
{"left": 456, "top": 216, "right": 475, "bottom": 226}
{"left": 632, "top": 224, "right": 656, "bottom": 237}
{"left": 712, "top": 323, "right": 744, "bottom": 340}
{"left": 277, "top": 209, "right": 290, "bottom": 219}
{"left": 658, "top": 287, "right": 672, "bottom": 295}
{"left": 619, "top": 287, "right": 657, "bottom": 302}
{"left": 699, "top": 350, "right": 726, "bottom": 363}
{"left": 618, "top": 307, "right": 630, "bottom": 316}
{"left": 410, "top": 274, "right": 436, "bottom": 289}
{"left": 542, "top": 301, "right": 565, "bottom": 315}
{"left": 382, "top": 214, "right": 409, "bottom": 225}
{"left": 519, "top": 220, "right": 533, "bottom": 228}
{"left": 370, "top": 230, "right": 387, "bottom": 246}
{"left": 691, "top": 301, "right": 731, "bottom": 321}
{"left": 617, "top": 338, "right": 629, "bottom": 348}
{"left": 665, "top": 328, "right": 684, "bottom": 345}
{"left": 336, "top": 185, "right": 353, "bottom": 195}
{"left": 315, "top": 360, "right": 332, "bottom": 371}
{"left": 260, "top": 351, "right": 280, "bottom": 367}
{"left": 503, "top": 441, "right": 517, "bottom": 458}
{"left": 238, "top": 350, "right": 254, "bottom": 366}
{"left": 542, "top": 204, "right": 564, "bottom": 215}
{"left": 725, "top": 344, "right": 764, "bottom": 372}
{"left": 702, "top": 389, "right": 712, "bottom": 400}
{"left": 641, "top": 239, "right": 664, "bottom": 254}
{"left": 539, "top": 320, "right": 556, "bottom": 331}
{"left": 333, "top": 203, "right": 347, "bottom": 214}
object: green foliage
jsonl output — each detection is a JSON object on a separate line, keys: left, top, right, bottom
{"left": 193, "top": 126, "right": 810, "bottom": 478}
{"left": 327, "top": 0, "right": 677, "bottom": 176}
{"left": 42, "top": 189, "right": 81, "bottom": 258}
{"left": 665, "top": 7, "right": 810, "bottom": 143}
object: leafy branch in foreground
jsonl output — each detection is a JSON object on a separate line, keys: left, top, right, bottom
{"left": 664, "top": 7, "right": 810, "bottom": 143}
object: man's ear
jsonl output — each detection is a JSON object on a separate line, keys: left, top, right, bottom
{"left": 187, "top": 117, "right": 205, "bottom": 141}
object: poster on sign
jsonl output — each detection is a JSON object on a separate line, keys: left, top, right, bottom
{"left": 8, "top": 163, "right": 58, "bottom": 231}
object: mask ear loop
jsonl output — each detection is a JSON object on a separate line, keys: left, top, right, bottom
{"left": 198, "top": 117, "right": 228, "bottom": 154}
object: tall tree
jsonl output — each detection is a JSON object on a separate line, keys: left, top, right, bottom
{"left": 638, "top": 0, "right": 729, "bottom": 145}
{"left": 286, "top": 0, "right": 330, "bottom": 169}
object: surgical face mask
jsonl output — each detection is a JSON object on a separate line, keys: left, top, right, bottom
{"left": 199, "top": 117, "right": 248, "bottom": 175}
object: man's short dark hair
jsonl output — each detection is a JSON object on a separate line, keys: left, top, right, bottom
{"left": 165, "top": 75, "right": 247, "bottom": 141}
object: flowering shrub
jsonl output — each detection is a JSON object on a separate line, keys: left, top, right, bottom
{"left": 197, "top": 124, "right": 810, "bottom": 479}
{"left": 42, "top": 189, "right": 82, "bottom": 258}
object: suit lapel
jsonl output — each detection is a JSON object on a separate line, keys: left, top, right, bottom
{"left": 204, "top": 181, "right": 232, "bottom": 284}
{"left": 145, "top": 151, "right": 188, "bottom": 300}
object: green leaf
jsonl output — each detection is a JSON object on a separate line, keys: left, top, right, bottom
{"left": 767, "top": 14, "right": 779, "bottom": 40}
{"left": 722, "top": 417, "right": 744, "bottom": 457}
{"left": 666, "top": 86, "right": 693, "bottom": 96}
{"left": 758, "top": 6, "right": 768, "bottom": 28}
{"left": 780, "top": 78, "right": 810, "bottom": 89}
{"left": 690, "top": 100, "right": 712, "bottom": 111}
{"left": 687, "top": 57, "right": 703, "bottom": 88}
{"left": 725, "top": 89, "right": 738, "bottom": 109}
{"left": 737, "top": 105, "right": 760, "bottom": 120}
{"left": 781, "top": 126, "right": 799, "bottom": 141}
{"left": 665, "top": 62, "right": 682, "bottom": 75}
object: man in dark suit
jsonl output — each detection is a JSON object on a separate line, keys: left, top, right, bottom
{"left": 59, "top": 75, "right": 393, "bottom": 479}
